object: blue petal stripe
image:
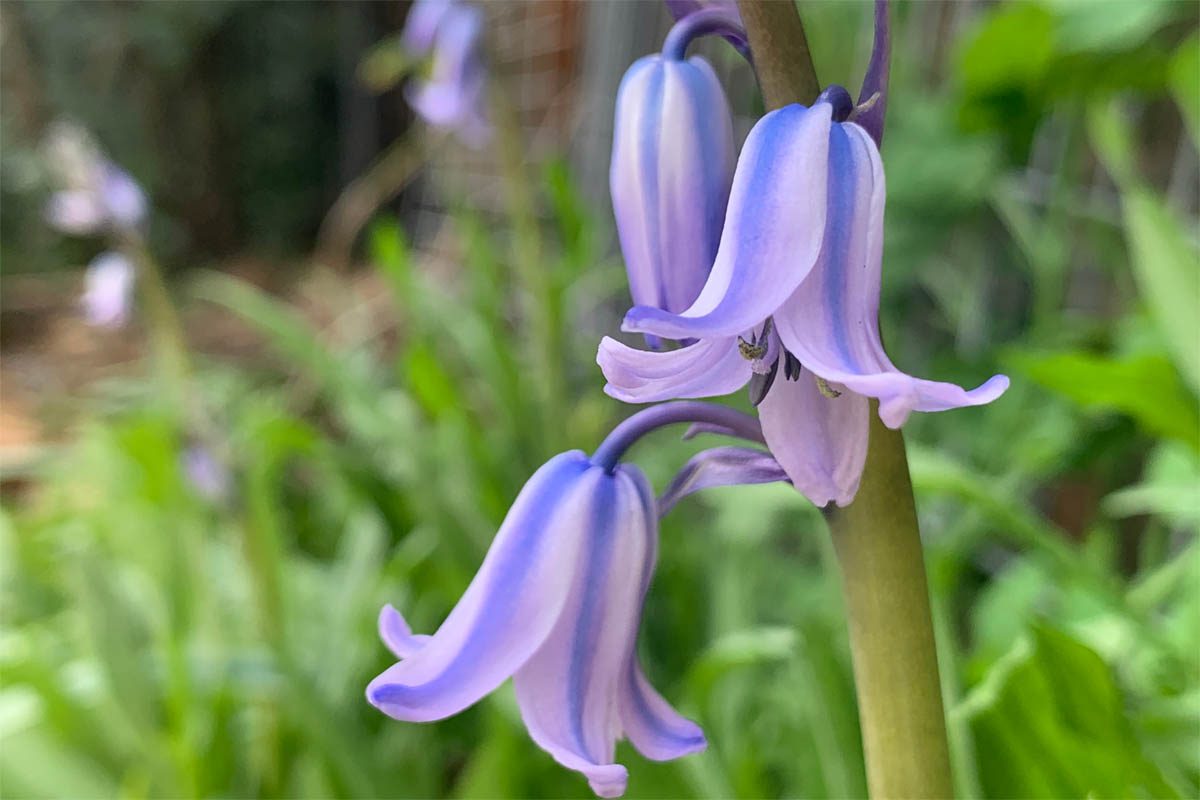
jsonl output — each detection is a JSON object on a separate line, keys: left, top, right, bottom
{"left": 566, "top": 474, "right": 618, "bottom": 762}
{"left": 825, "top": 123, "right": 859, "bottom": 371}
{"left": 639, "top": 63, "right": 667, "bottom": 309}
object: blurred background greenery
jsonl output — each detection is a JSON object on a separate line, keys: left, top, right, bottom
{"left": 1, "top": 1, "right": 1197, "bottom": 798}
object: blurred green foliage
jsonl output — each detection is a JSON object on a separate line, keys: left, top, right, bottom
{"left": 2, "top": 1, "right": 1198, "bottom": 799}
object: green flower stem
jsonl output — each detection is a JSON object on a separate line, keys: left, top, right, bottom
{"left": 825, "top": 412, "right": 954, "bottom": 799}
{"left": 122, "top": 234, "right": 193, "bottom": 419}
{"left": 737, "top": 2, "right": 954, "bottom": 797}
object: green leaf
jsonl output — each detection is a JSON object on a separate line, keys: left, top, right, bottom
{"left": 957, "top": 624, "right": 1177, "bottom": 798}
{"left": 1012, "top": 351, "right": 1200, "bottom": 447}
{"left": 1169, "top": 34, "right": 1200, "bottom": 148}
{"left": 1045, "top": 0, "right": 1173, "bottom": 54}
{"left": 684, "top": 627, "right": 796, "bottom": 704}
{"left": 1089, "top": 102, "right": 1200, "bottom": 395}
{"left": 1122, "top": 190, "right": 1200, "bottom": 396}
{"left": 959, "top": 4, "right": 1057, "bottom": 94}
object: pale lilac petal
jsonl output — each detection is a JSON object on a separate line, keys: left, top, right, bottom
{"left": 378, "top": 604, "right": 431, "bottom": 659}
{"left": 100, "top": 164, "right": 147, "bottom": 229}
{"left": 619, "top": 659, "right": 706, "bottom": 761}
{"left": 401, "top": 0, "right": 454, "bottom": 55}
{"left": 367, "top": 451, "right": 597, "bottom": 722}
{"left": 46, "top": 190, "right": 106, "bottom": 235}
{"left": 758, "top": 370, "right": 869, "bottom": 508}
{"left": 513, "top": 465, "right": 656, "bottom": 798}
{"left": 598, "top": 335, "right": 750, "bottom": 403}
{"left": 657, "top": 446, "right": 788, "bottom": 516}
{"left": 81, "top": 252, "right": 135, "bottom": 328}
{"left": 622, "top": 103, "right": 833, "bottom": 341}
{"left": 610, "top": 55, "right": 735, "bottom": 320}
{"left": 774, "top": 122, "right": 1008, "bottom": 429}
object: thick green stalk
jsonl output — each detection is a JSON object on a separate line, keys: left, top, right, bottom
{"left": 737, "top": 2, "right": 954, "bottom": 797}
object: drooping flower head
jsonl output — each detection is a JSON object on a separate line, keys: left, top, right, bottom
{"left": 610, "top": 49, "right": 735, "bottom": 346}
{"left": 43, "top": 122, "right": 146, "bottom": 236}
{"left": 367, "top": 450, "right": 706, "bottom": 798}
{"left": 600, "top": 86, "right": 1008, "bottom": 507}
{"left": 401, "top": 0, "right": 491, "bottom": 147}
{"left": 81, "top": 251, "right": 135, "bottom": 328}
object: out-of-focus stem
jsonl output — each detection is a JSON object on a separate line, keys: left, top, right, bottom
{"left": 738, "top": 1, "right": 954, "bottom": 797}
{"left": 489, "top": 77, "right": 565, "bottom": 442}
{"left": 315, "top": 130, "right": 429, "bottom": 271}
{"left": 122, "top": 234, "right": 192, "bottom": 417}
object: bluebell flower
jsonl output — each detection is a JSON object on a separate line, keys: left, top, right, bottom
{"left": 81, "top": 252, "right": 135, "bottom": 328}
{"left": 44, "top": 123, "right": 146, "bottom": 235}
{"left": 610, "top": 52, "right": 735, "bottom": 345}
{"left": 600, "top": 96, "right": 1008, "bottom": 507}
{"left": 401, "top": 0, "right": 490, "bottom": 147}
{"left": 367, "top": 451, "right": 705, "bottom": 798}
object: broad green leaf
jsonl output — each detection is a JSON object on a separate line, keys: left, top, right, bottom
{"left": 957, "top": 624, "right": 1177, "bottom": 798}
{"left": 1012, "top": 351, "right": 1200, "bottom": 447}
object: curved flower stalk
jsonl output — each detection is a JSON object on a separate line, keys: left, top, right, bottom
{"left": 43, "top": 122, "right": 146, "bottom": 236}
{"left": 368, "top": 404, "right": 785, "bottom": 797}
{"left": 400, "top": 0, "right": 490, "bottom": 147}
{"left": 600, "top": 91, "right": 1008, "bottom": 507}
{"left": 664, "top": 1, "right": 749, "bottom": 55}
{"left": 81, "top": 252, "right": 136, "bottom": 328}
{"left": 610, "top": 49, "right": 735, "bottom": 345}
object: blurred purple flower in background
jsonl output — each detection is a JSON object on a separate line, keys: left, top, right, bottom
{"left": 610, "top": 51, "right": 735, "bottom": 347}
{"left": 182, "top": 445, "right": 231, "bottom": 502}
{"left": 367, "top": 451, "right": 705, "bottom": 798}
{"left": 43, "top": 122, "right": 146, "bottom": 236}
{"left": 601, "top": 96, "right": 1008, "bottom": 507}
{"left": 401, "top": 0, "right": 491, "bottom": 147}
{"left": 81, "top": 252, "right": 135, "bottom": 328}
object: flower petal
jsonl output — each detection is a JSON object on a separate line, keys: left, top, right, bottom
{"left": 401, "top": 0, "right": 454, "bottom": 55}
{"left": 657, "top": 446, "right": 788, "bottom": 516}
{"left": 598, "top": 335, "right": 750, "bottom": 403}
{"left": 81, "top": 252, "right": 135, "bottom": 328}
{"left": 622, "top": 103, "right": 832, "bottom": 341}
{"left": 774, "top": 122, "right": 1008, "bottom": 429}
{"left": 46, "top": 190, "right": 106, "bottom": 235}
{"left": 405, "top": 3, "right": 490, "bottom": 146}
{"left": 100, "top": 164, "right": 147, "bottom": 229}
{"left": 610, "top": 55, "right": 735, "bottom": 320}
{"left": 619, "top": 658, "right": 706, "bottom": 761}
{"left": 377, "top": 604, "right": 431, "bottom": 660}
{"left": 513, "top": 465, "right": 656, "bottom": 798}
{"left": 758, "top": 370, "right": 869, "bottom": 508}
{"left": 366, "top": 451, "right": 597, "bottom": 722}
